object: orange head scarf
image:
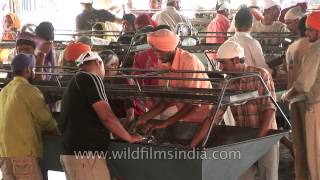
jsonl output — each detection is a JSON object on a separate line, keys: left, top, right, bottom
{"left": 64, "top": 42, "right": 91, "bottom": 62}
{"left": 147, "top": 29, "right": 180, "bottom": 52}
{"left": 306, "top": 12, "right": 320, "bottom": 31}
{"left": 2, "top": 13, "right": 21, "bottom": 40}
{"left": 3, "top": 13, "right": 21, "bottom": 30}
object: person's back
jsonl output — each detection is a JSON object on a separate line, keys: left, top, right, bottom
{"left": 0, "top": 54, "right": 58, "bottom": 179}
{"left": 60, "top": 71, "right": 110, "bottom": 153}
{"left": 59, "top": 51, "right": 142, "bottom": 180}
{"left": 152, "top": 0, "right": 188, "bottom": 31}
{"left": 228, "top": 7, "right": 271, "bottom": 73}
{"left": 206, "top": 2, "right": 230, "bottom": 44}
{"left": 76, "top": 0, "right": 118, "bottom": 32}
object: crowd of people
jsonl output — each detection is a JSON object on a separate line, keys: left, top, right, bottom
{"left": 0, "top": 0, "right": 320, "bottom": 180}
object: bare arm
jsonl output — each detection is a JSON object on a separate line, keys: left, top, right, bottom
{"left": 152, "top": 103, "right": 197, "bottom": 129}
{"left": 136, "top": 100, "right": 171, "bottom": 126}
{"left": 93, "top": 100, "right": 139, "bottom": 143}
{"left": 190, "top": 108, "right": 225, "bottom": 148}
{"left": 256, "top": 109, "right": 275, "bottom": 138}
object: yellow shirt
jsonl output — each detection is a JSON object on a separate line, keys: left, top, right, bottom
{"left": 0, "top": 76, "right": 57, "bottom": 158}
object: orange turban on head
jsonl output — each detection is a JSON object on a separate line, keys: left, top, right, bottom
{"left": 64, "top": 42, "right": 91, "bottom": 62}
{"left": 306, "top": 12, "right": 320, "bottom": 31}
{"left": 147, "top": 29, "right": 180, "bottom": 52}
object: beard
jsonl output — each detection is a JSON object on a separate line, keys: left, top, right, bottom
{"left": 28, "top": 71, "right": 35, "bottom": 84}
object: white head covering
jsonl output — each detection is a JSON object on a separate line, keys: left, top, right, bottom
{"left": 216, "top": 2, "right": 230, "bottom": 11}
{"left": 263, "top": 0, "right": 280, "bottom": 10}
{"left": 217, "top": 41, "right": 245, "bottom": 59}
{"left": 247, "top": 0, "right": 259, "bottom": 7}
{"left": 284, "top": 6, "right": 305, "bottom": 20}
{"left": 76, "top": 51, "right": 103, "bottom": 67}
{"left": 80, "top": 0, "right": 93, "bottom": 4}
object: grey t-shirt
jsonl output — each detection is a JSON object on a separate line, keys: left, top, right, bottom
{"left": 76, "top": 9, "right": 116, "bottom": 31}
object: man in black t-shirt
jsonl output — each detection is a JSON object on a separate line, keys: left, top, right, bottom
{"left": 59, "top": 51, "right": 143, "bottom": 180}
{"left": 76, "top": 0, "right": 121, "bottom": 32}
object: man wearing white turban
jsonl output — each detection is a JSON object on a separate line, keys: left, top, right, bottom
{"left": 284, "top": 6, "right": 305, "bottom": 34}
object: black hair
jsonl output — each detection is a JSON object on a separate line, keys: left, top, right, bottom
{"left": 21, "top": 24, "right": 37, "bottom": 33}
{"left": 153, "top": 24, "right": 171, "bottom": 31}
{"left": 99, "top": 50, "right": 118, "bottom": 64}
{"left": 16, "top": 39, "right": 36, "bottom": 49}
{"left": 298, "top": 16, "right": 307, "bottom": 37}
{"left": 239, "top": 58, "right": 245, "bottom": 64}
{"left": 92, "top": 23, "right": 104, "bottom": 31}
{"left": 123, "top": 14, "right": 136, "bottom": 24}
{"left": 35, "top": 22, "right": 54, "bottom": 41}
{"left": 235, "top": 7, "right": 253, "bottom": 29}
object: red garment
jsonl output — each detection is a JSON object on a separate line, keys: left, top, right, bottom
{"left": 133, "top": 48, "right": 159, "bottom": 86}
{"left": 135, "top": 14, "right": 158, "bottom": 29}
{"left": 306, "top": 11, "right": 320, "bottom": 31}
{"left": 206, "top": 14, "right": 230, "bottom": 44}
{"left": 133, "top": 48, "right": 160, "bottom": 111}
{"left": 206, "top": 14, "right": 230, "bottom": 60}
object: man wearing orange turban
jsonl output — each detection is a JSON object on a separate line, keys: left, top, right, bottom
{"left": 2, "top": 13, "right": 21, "bottom": 41}
{"left": 281, "top": 11, "right": 320, "bottom": 180}
{"left": 64, "top": 42, "right": 91, "bottom": 62}
{"left": 135, "top": 29, "right": 212, "bottom": 133}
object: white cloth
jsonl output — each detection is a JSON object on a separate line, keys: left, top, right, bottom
{"left": 227, "top": 32, "right": 272, "bottom": 73}
{"left": 263, "top": 0, "right": 280, "bottom": 10}
{"left": 228, "top": 9, "right": 261, "bottom": 32}
{"left": 152, "top": 6, "right": 189, "bottom": 32}
{"left": 284, "top": 6, "right": 305, "bottom": 21}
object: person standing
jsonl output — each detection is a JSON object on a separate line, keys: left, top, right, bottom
{"left": 284, "top": 6, "right": 305, "bottom": 35}
{"left": 1, "top": 13, "right": 20, "bottom": 41}
{"left": 206, "top": 2, "right": 230, "bottom": 44}
{"left": 282, "top": 16, "right": 310, "bottom": 180}
{"left": 282, "top": 12, "right": 320, "bottom": 180}
{"left": 76, "top": 0, "right": 121, "bottom": 32}
{"left": 229, "top": 0, "right": 264, "bottom": 32}
{"left": 191, "top": 41, "right": 279, "bottom": 180}
{"left": 59, "top": 51, "right": 143, "bottom": 180}
{"left": 227, "top": 7, "right": 271, "bottom": 73}
{"left": 252, "top": 0, "right": 288, "bottom": 33}
{"left": 152, "top": 0, "right": 189, "bottom": 31}
{"left": 0, "top": 54, "right": 59, "bottom": 180}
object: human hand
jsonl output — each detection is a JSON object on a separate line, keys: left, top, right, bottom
{"left": 143, "top": 121, "right": 168, "bottom": 134}
{"left": 129, "top": 134, "right": 145, "bottom": 143}
{"left": 135, "top": 118, "right": 147, "bottom": 128}
{"left": 280, "top": 91, "right": 290, "bottom": 103}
